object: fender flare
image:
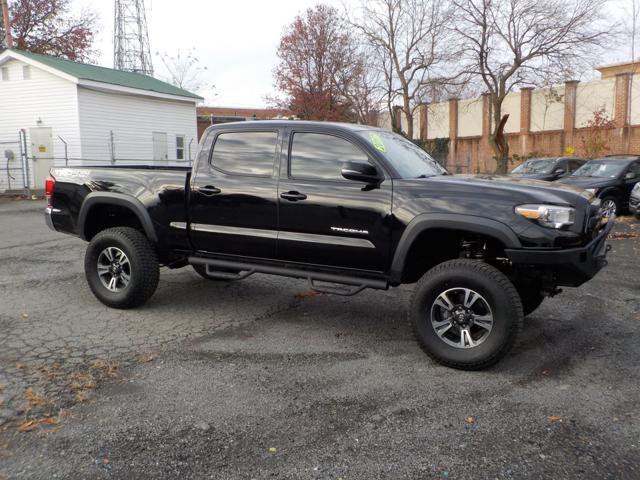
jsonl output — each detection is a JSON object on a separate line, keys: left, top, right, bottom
{"left": 77, "top": 192, "right": 158, "bottom": 242}
{"left": 597, "top": 187, "right": 621, "bottom": 202}
{"left": 389, "top": 213, "right": 521, "bottom": 283}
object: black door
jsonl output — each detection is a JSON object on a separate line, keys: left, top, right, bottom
{"left": 189, "top": 129, "right": 281, "bottom": 259}
{"left": 277, "top": 131, "right": 393, "bottom": 272}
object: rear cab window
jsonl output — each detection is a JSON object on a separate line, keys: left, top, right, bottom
{"left": 211, "top": 131, "right": 279, "bottom": 176}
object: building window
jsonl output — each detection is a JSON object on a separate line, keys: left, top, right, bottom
{"left": 22, "top": 66, "right": 31, "bottom": 80}
{"left": 1, "top": 67, "right": 9, "bottom": 81}
{"left": 176, "top": 135, "right": 185, "bottom": 160}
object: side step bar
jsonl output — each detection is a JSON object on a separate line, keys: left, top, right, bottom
{"left": 188, "top": 256, "right": 388, "bottom": 296}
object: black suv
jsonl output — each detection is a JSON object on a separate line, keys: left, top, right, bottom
{"left": 559, "top": 156, "right": 640, "bottom": 216}
{"left": 510, "top": 157, "right": 585, "bottom": 181}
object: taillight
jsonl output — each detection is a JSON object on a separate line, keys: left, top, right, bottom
{"left": 45, "top": 176, "right": 55, "bottom": 208}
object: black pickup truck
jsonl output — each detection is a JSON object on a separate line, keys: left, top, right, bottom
{"left": 45, "top": 121, "right": 614, "bottom": 370}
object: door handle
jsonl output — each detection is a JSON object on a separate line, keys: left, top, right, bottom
{"left": 280, "top": 191, "right": 307, "bottom": 201}
{"left": 197, "top": 185, "right": 221, "bottom": 196}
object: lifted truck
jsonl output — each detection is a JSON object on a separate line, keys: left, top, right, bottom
{"left": 45, "top": 121, "right": 614, "bottom": 370}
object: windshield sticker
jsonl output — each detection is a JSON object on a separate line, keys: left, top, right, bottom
{"left": 369, "top": 133, "right": 386, "bottom": 152}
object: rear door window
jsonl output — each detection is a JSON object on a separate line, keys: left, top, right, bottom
{"left": 211, "top": 131, "right": 278, "bottom": 176}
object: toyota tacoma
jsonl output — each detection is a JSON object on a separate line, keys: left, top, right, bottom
{"left": 44, "top": 121, "right": 614, "bottom": 370}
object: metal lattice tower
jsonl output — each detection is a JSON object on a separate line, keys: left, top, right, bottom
{"left": 113, "top": 0, "right": 154, "bottom": 76}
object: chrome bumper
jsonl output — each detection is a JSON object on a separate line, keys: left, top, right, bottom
{"left": 44, "top": 207, "right": 59, "bottom": 231}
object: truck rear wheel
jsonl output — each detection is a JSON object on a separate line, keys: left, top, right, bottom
{"left": 84, "top": 227, "right": 159, "bottom": 309}
{"left": 410, "top": 259, "right": 523, "bottom": 370}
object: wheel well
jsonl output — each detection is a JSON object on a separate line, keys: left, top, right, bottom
{"left": 400, "top": 229, "right": 507, "bottom": 283}
{"left": 83, "top": 204, "right": 145, "bottom": 241}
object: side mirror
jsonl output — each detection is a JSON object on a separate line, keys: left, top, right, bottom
{"left": 554, "top": 168, "right": 565, "bottom": 175}
{"left": 625, "top": 172, "right": 636, "bottom": 180}
{"left": 341, "top": 161, "right": 381, "bottom": 184}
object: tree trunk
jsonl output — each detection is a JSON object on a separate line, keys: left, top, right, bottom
{"left": 491, "top": 114, "right": 510, "bottom": 174}
{"left": 405, "top": 111, "right": 414, "bottom": 139}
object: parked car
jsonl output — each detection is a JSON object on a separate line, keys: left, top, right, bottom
{"left": 558, "top": 155, "right": 640, "bottom": 217}
{"left": 45, "top": 121, "right": 613, "bottom": 370}
{"left": 630, "top": 182, "right": 640, "bottom": 218}
{"left": 509, "top": 157, "right": 585, "bottom": 181}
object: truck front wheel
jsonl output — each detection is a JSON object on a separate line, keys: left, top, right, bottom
{"left": 410, "top": 259, "right": 523, "bottom": 370}
{"left": 84, "top": 227, "right": 159, "bottom": 309}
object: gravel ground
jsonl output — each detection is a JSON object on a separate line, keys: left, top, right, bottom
{"left": 0, "top": 200, "right": 638, "bottom": 479}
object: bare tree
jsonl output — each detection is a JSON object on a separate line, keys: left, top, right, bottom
{"left": 452, "top": 0, "right": 609, "bottom": 173}
{"left": 350, "top": 0, "right": 458, "bottom": 139}
{"left": 156, "top": 48, "right": 211, "bottom": 93}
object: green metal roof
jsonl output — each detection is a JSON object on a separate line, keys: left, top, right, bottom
{"left": 7, "top": 49, "right": 203, "bottom": 100}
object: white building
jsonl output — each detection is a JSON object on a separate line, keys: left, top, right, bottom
{"left": 0, "top": 48, "right": 202, "bottom": 192}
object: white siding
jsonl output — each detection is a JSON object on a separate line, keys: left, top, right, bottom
{"left": 0, "top": 58, "right": 80, "bottom": 191}
{"left": 77, "top": 88, "right": 198, "bottom": 166}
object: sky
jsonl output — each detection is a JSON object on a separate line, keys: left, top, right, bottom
{"left": 78, "top": 0, "right": 354, "bottom": 108}
{"left": 76, "top": 0, "right": 635, "bottom": 109}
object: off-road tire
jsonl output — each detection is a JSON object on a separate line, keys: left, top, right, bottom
{"left": 410, "top": 259, "right": 523, "bottom": 370}
{"left": 192, "top": 264, "right": 240, "bottom": 281}
{"left": 85, "top": 227, "right": 159, "bottom": 309}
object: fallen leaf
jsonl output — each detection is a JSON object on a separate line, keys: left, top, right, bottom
{"left": 24, "top": 388, "right": 49, "bottom": 407}
{"left": 465, "top": 416, "right": 475, "bottom": 424}
{"left": 39, "top": 416, "right": 58, "bottom": 426}
{"left": 17, "top": 420, "right": 37, "bottom": 432}
{"left": 547, "top": 415, "right": 562, "bottom": 423}
{"left": 21, "top": 313, "right": 28, "bottom": 319}
{"left": 137, "top": 352, "right": 158, "bottom": 364}
{"left": 295, "top": 290, "right": 322, "bottom": 299}
{"left": 268, "top": 447, "right": 277, "bottom": 454}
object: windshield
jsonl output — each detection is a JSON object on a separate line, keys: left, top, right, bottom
{"left": 358, "top": 131, "right": 448, "bottom": 178}
{"left": 511, "top": 158, "right": 556, "bottom": 174}
{"left": 572, "top": 160, "right": 627, "bottom": 178}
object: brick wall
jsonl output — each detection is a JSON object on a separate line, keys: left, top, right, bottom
{"left": 378, "top": 72, "right": 640, "bottom": 173}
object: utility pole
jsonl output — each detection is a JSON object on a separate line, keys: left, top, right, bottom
{"left": 1, "top": 0, "right": 14, "bottom": 49}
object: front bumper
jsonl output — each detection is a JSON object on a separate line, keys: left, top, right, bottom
{"left": 504, "top": 216, "right": 615, "bottom": 287}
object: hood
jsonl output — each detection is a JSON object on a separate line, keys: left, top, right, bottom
{"left": 510, "top": 172, "right": 555, "bottom": 181}
{"left": 430, "top": 174, "right": 590, "bottom": 201}
{"left": 557, "top": 176, "right": 614, "bottom": 189}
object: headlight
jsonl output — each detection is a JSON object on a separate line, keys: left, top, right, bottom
{"left": 585, "top": 188, "right": 597, "bottom": 195}
{"left": 515, "top": 204, "right": 575, "bottom": 229}
{"left": 633, "top": 183, "right": 640, "bottom": 193}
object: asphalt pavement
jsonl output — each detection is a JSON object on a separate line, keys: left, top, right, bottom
{"left": 0, "top": 199, "right": 638, "bottom": 479}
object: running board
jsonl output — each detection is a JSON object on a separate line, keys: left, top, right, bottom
{"left": 188, "top": 256, "right": 388, "bottom": 296}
